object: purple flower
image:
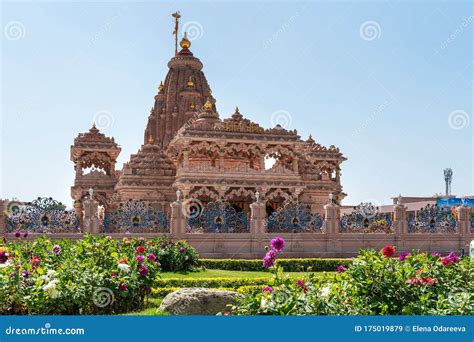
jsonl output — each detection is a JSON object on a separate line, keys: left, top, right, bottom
{"left": 110, "top": 272, "right": 118, "bottom": 278}
{"left": 118, "top": 283, "right": 128, "bottom": 292}
{"left": 138, "top": 264, "right": 148, "bottom": 276}
{"left": 52, "top": 245, "right": 61, "bottom": 255}
{"left": 337, "top": 265, "right": 346, "bottom": 273}
{"left": 432, "top": 252, "right": 441, "bottom": 258}
{"left": 262, "top": 286, "right": 273, "bottom": 293}
{"left": 262, "top": 250, "right": 276, "bottom": 268}
{"left": 136, "top": 255, "right": 145, "bottom": 264}
{"left": 147, "top": 253, "right": 156, "bottom": 261}
{"left": 271, "top": 236, "right": 285, "bottom": 252}
{"left": 23, "top": 232, "right": 28, "bottom": 238}
{"left": 15, "top": 231, "right": 21, "bottom": 238}
{"left": 447, "top": 251, "right": 460, "bottom": 263}
{"left": 156, "top": 262, "right": 161, "bottom": 268}
{"left": 399, "top": 252, "right": 410, "bottom": 261}
{"left": 179, "top": 247, "right": 186, "bottom": 253}
{"left": 21, "top": 270, "right": 29, "bottom": 277}
{"left": 0, "top": 250, "right": 7, "bottom": 264}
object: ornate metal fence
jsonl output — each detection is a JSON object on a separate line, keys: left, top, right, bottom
{"left": 408, "top": 204, "right": 456, "bottom": 233}
{"left": 340, "top": 202, "right": 393, "bottom": 233}
{"left": 7, "top": 197, "right": 81, "bottom": 233}
{"left": 266, "top": 202, "right": 324, "bottom": 233}
{"left": 187, "top": 201, "right": 249, "bottom": 233}
{"left": 104, "top": 200, "right": 168, "bottom": 233}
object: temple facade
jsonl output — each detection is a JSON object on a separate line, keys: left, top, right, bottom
{"left": 70, "top": 27, "right": 346, "bottom": 223}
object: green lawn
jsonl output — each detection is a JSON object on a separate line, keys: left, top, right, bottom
{"left": 160, "top": 269, "right": 325, "bottom": 279}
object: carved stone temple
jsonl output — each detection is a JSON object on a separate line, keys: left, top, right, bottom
{"left": 70, "top": 23, "right": 346, "bottom": 221}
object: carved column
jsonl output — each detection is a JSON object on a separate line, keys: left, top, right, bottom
{"left": 83, "top": 198, "right": 100, "bottom": 234}
{"left": 456, "top": 206, "right": 472, "bottom": 251}
{"left": 219, "top": 151, "right": 225, "bottom": 170}
{"left": 170, "top": 200, "right": 186, "bottom": 235}
{"left": 250, "top": 199, "right": 266, "bottom": 234}
{"left": 75, "top": 160, "right": 82, "bottom": 177}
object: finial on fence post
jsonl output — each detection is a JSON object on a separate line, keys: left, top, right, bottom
{"left": 255, "top": 191, "right": 260, "bottom": 203}
{"left": 328, "top": 193, "right": 334, "bottom": 204}
{"left": 88, "top": 188, "right": 94, "bottom": 200}
{"left": 176, "top": 189, "right": 182, "bottom": 202}
{"left": 397, "top": 194, "right": 402, "bottom": 206}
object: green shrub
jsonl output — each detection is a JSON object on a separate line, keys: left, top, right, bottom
{"left": 151, "top": 285, "right": 264, "bottom": 297}
{"left": 0, "top": 235, "right": 199, "bottom": 315}
{"left": 231, "top": 248, "right": 474, "bottom": 316}
{"left": 154, "top": 236, "right": 200, "bottom": 272}
{"left": 154, "top": 277, "right": 269, "bottom": 289}
{"left": 200, "top": 258, "right": 352, "bottom": 272}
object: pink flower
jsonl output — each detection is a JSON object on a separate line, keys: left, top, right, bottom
{"left": 262, "top": 250, "right": 276, "bottom": 268}
{"left": 118, "top": 283, "right": 128, "bottom": 292}
{"left": 399, "top": 252, "right": 410, "bottom": 261}
{"left": 136, "top": 255, "right": 145, "bottom": 264}
{"left": 30, "top": 256, "right": 41, "bottom": 269}
{"left": 270, "top": 236, "right": 285, "bottom": 252}
{"left": 263, "top": 286, "right": 273, "bottom": 293}
{"left": 337, "top": 265, "right": 346, "bottom": 273}
{"left": 15, "top": 231, "right": 21, "bottom": 238}
{"left": 138, "top": 264, "right": 148, "bottom": 276}
{"left": 147, "top": 253, "right": 156, "bottom": 261}
{"left": 297, "top": 279, "right": 308, "bottom": 294}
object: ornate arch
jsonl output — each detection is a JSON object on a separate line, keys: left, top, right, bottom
{"left": 189, "top": 187, "right": 219, "bottom": 200}
{"left": 225, "top": 187, "right": 256, "bottom": 201}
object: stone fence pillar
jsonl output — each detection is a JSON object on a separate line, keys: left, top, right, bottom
{"left": 324, "top": 200, "right": 340, "bottom": 236}
{"left": 393, "top": 203, "right": 407, "bottom": 235}
{"left": 250, "top": 199, "right": 266, "bottom": 234}
{"left": 83, "top": 198, "right": 100, "bottom": 234}
{"left": 0, "top": 200, "right": 6, "bottom": 235}
{"left": 455, "top": 205, "right": 471, "bottom": 235}
{"left": 170, "top": 200, "right": 186, "bottom": 235}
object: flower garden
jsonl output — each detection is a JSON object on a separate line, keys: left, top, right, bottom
{"left": 0, "top": 234, "right": 472, "bottom": 315}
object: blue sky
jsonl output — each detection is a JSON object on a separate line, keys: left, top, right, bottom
{"left": 1, "top": 0, "right": 472, "bottom": 208}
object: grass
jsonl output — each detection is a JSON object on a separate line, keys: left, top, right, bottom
{"left": 160, "top": 269, "right": 323, "bottom": 279}
{"left": 122, "top": 297, "right": 168, "bottom": 316}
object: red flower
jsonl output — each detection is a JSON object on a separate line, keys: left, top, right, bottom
{"left": 381, "top": 245, "right": 396, "bottom": 258}
{"left": 136, "top": 246, "right": 145, "bottom": 254}
{"left": 119, "top": 257, "right": 128, "bottom": 264}
{"left": 424, "top": 277, "right": 436, "bottom": 285}
{"left": 30, "top": 256, "right": 41, "bottom": 269}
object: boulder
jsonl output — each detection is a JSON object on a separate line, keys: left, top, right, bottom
{"left": 158, "top": 288, "right": 243, "bottom": 315}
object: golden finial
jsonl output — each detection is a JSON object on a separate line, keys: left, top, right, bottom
{"left": 187, "top": 76, "right": 194, "bottom": 87}
{"left": 180, "top": 32, "right": 191, "bottom": 49}
{"left": 235, "top": 106, "right": 240, "bottom": 113}
{"left": 148, "top": 135, "right": 155, "bottom": 144}
{"left": 204, "top": 97, "right": 212, "bottom": 111}
{"left": 190, "top": 102, "right": 195, "bottom": 110}
{"left": 158, "top": 81, "right": 164, "bottom": 93}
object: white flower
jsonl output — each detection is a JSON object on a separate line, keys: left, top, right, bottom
{"left": 118, "top": 263, "right": 131, "bottom": 273}
{"left": 319, "top": 286, "right": 331, "bottom": 298}
{"left": 0, "top": 260, "right": 13, "bottom": 268}
{"left": 43, "top": 281, "right": 59, "bottom": 298}
{"left": 46, "top": 270, "right": 57, "bottom": 277}
{"left": 260, "top": 298, "right": 270, "bottom": 309}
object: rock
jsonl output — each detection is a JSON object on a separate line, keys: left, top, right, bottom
{"left": 159, "top": 288, "right": 243, "bottom": 315}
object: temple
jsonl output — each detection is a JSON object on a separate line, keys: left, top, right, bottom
{"left": 70, "top": 16, "right": 346, "bottom": 221}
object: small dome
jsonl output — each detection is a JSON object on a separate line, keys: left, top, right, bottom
{"left": 180, "top": 32, "right": 191, "bottom": 49}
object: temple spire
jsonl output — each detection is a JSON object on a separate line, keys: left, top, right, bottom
{"left": 172, "top": 11, "right": 181, "bottom": 56}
